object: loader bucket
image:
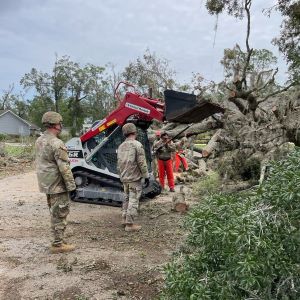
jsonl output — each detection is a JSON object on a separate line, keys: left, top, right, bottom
{"left": 164, "top": 90, "right": 225, "bottom": 124}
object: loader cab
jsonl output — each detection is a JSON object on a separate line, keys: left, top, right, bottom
{"left": 85, "top": 124, "right": 116, "bottom": 152}
{"left": 85, "top": 122, "right": 153, "bottom": 175}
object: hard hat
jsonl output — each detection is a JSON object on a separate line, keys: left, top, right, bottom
{"left": 122, "top": 123, "right": 137, "bottom": 136}
{"left": 155, "top": 130, "right": 161, "bottom": 137}
{"left": 42, "top": 111, "right": 63, "bottom": 125}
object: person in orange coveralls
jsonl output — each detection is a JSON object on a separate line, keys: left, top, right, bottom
{"left": 153, "top": 131, "right": 176, "bottom": 192}
{"left": 174, "top": 137, "right": 189, "bottom": 172}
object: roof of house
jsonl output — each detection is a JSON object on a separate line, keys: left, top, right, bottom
{"left": 0, "top": 109, "right": 40, "bottom": 130}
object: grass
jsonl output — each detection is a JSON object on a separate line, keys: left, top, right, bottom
{"left": 194, "top": 143, "right": 206, "bottom": 149}
{"left": 4, "top": 143, "right": 35, "bottom": 159}
{"left": 191, "top": 170, "right": 221, "bottom": 198}
{"left": 5, "top": 144, "right": 25, "bottom": 157}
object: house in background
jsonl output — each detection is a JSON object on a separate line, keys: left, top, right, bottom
{"left": 0, "top": 110, "right": 40, "bottom": 136}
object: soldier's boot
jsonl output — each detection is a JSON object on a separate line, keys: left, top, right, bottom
{"left": 50, "top": 243, "right": 75, "bottom": 254}
{"left": 125, "top": 224, "right": 142, "bottom": 232}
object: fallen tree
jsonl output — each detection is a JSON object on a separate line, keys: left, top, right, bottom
{"left": 159, "top": 0, "right": 300, "bottom": 182}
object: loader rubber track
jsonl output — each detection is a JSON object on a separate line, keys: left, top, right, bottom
{"left": 72, "top": 170, "right": 161, "bottom": 206}
{"left": 73, "top": 170, "right": 123, "bottom": 188}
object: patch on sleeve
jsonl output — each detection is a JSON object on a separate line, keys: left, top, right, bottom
{"left": 58, "top": 145, "right": 69, "bottom": 161}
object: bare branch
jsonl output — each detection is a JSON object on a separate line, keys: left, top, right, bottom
{"left": 254, "top": 68, "right": 278, "bottom": 94}
{"left": 255, "top": 68, "right": 274, "bottom": 88}
{"left": 258, "top": 82, "right": 295, "bottom": 104}
{"left": 225, "top": 84, "right": 234, "bottom": 92}
{"left": 245, "top": 0, "right": 252, "bottom": 53}
{"left": 1, "top": 84, "right": 15, "bottom": 110}
{"left": 78, "top": 95, "right": 87, "bottom": 102}
{"left": 241, "top": 0, "right": 253, "bottom": 89}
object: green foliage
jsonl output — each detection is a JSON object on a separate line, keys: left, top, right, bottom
{"left": 192, "top": 171, "right": 221, "bottom": 198}
{"left": 273, "top": 1, "right": 300, "bottom": 83}
{"left": 221, "top": 45, "right": 278, "bottom": 92}
{"left": 27, "top": 96, "right": 54, "bottom": 127}
{"left": 21, "top": 55, "right": 114, "bottom": 132}
{"left": 162, "top": 149, "right": 300, "bottom": 299}
{"left": 122, "top": 49, "right": 176, "bottom": 98}
{"left": 70, "top": 127, "right": 77, "bottom": 138}
{"left": 205, "top": 0, "right": 300, "bottom": 84}
{"left": 205, "top": 0, "right": 244, "bottom": 18}
{"left": 0, "top": 133, "right": 7, "bottom": 141}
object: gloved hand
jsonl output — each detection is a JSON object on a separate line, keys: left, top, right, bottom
{"left": 144, "top": 177, "right": 150, "bottom": 188}
{"left": 69, "top": 190, "right": 77, "bottom": 200}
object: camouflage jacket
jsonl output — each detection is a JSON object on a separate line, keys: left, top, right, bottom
{"left": 117, "top": 137, "right": 149, "bottom": 183}
{"left": 35, "top": 131, "right": 76, "bottom": 194}
{"left": 153, "top": 139, "right": 175, "bottom": 161}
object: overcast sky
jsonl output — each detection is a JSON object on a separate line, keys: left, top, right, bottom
{"left": 0, "top": 0, "right": 286, "bottom": 96}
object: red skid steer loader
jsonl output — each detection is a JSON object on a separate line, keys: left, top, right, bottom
{"left": 66, "top": 82, "right": 224, "bottom": 206}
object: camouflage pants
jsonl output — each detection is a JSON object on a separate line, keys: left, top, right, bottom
{"left": 122, "top": 180, "right": 142, "bottom": 224}
{"left": 47, "top": 192, "right": 70, "bottom": 246}
{"left": 152, "top": 156, "right": 158, "bottom": 179}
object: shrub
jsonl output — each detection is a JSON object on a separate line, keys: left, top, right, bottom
{"left": 162, "top": 148, "right": 300, "bottom": 299}
{"left": 192, "top": 171, "right": 221, "bottom": 198}
{"left": 0, "top": 133, "right": 7, "bottom": 141}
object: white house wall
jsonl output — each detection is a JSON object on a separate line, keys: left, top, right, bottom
{"left": 0, "top": 112, "right": 30, "bottom": 136}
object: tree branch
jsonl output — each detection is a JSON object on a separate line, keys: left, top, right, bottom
{"left": 78, "top": 95, "right": 87, "bottom": 101}
{"left": 228, "top": 96, "right": 247, "bottom": 114}
{"left": 245, "top": 0, "right": 252, "bottom": 53}
{"left": 255, "top": 68, "right": 274, "bottom": 88}
{"left": 225, "top": 84, "right": 234, "bottom": 92}
{"left": 254, "top": 68, "right": 278, "bottom": 94}
{"left": 258, "top": 82, "right": 295, "bottom": 104}
{"left": 0, "top": 84, "right": 14, "bottom": 110}
{"left": 241, "top": 0, "right": 253, "bottom": 89}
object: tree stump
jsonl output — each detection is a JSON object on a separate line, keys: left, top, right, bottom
{"left": 172, "top": 186, "right": 189, "bottom": 213}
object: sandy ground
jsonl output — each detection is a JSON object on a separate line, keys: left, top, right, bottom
{"left": 0, "top": 171, "right": 187, "bottom": 300}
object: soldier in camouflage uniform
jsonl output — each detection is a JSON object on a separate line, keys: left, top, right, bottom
{"left": 117, "top": 123, "right": 149, "bottom": 232}
{"left": 35, "top": 111, "right": 76, "bottom": 253}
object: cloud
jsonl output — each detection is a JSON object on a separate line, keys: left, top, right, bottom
{"left": 0, "top": 0, "right": 287, "bottom": 95}
{"left": 0, "top": 0, "right": 26, "bottom": 14}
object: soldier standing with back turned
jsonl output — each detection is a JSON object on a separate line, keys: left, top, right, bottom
{"left": 117, "top": 123, "right": 150, "bottom": 232}
{"left": 35, "top": 112, "right": 76, "bottom": 254}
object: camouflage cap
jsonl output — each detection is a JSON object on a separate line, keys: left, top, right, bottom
{"left": 122, "top": 123, "right": 137, "bottom": 136}
{"left": 42, "top": 111, "right": 63, "bottom": 125}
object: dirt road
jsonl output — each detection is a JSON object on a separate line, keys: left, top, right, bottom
{"left": 0, "top": 171, "right": 185, "bottom": 300}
